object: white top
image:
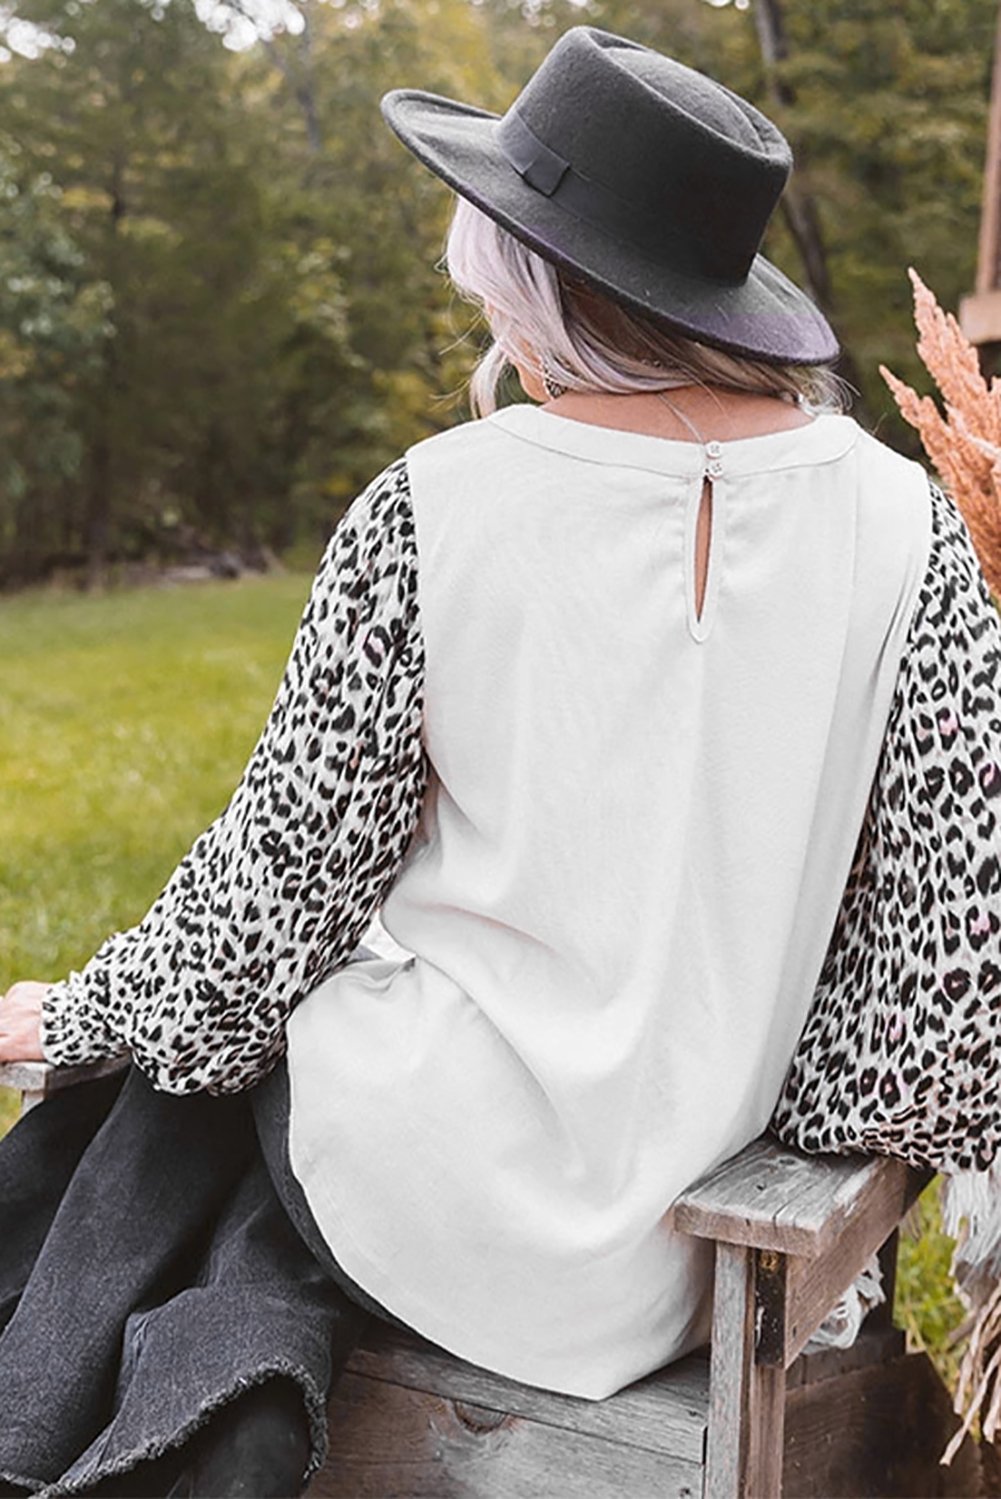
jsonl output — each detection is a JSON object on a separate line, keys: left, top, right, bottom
{"left": 284, "top": 406, "right": 932, "bottom": 1398}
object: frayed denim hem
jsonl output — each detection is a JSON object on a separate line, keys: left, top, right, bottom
{"left": 39, "top": 1359, "right": 330, "bottom": 1497}
{"left": 0, "top": 1061, "right": 369, "bottom": 1498}
{"left": 0, "top": 1467, "right": 45, "bottom": 1494}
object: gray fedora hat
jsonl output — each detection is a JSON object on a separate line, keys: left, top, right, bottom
{"left": 381, "top": 26, "right": 838, "bottom": 366}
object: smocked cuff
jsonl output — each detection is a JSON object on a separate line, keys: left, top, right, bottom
{"left": 40, "top": 974, "right": 129, "bottom": 1069}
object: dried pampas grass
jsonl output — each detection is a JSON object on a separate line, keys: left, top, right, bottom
{"left": 884, "top": 275, "right": 1001, "bottom": 1457}
{"left": 881, "top": 269, "right": 1001, "bottom": 598}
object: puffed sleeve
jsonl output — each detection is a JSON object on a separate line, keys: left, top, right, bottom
{"left": 771, "top": 481, "right": 1001, "bottom": 1175}
{"left": 38, "top": 456, "right": 427, "bottom": 1095}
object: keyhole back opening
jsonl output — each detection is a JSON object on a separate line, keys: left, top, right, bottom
{"left": 685, "top": 471, "right": 722, "bottom": 644}
{"left": 694, "top": 477, "right": 712, "bottom": 624}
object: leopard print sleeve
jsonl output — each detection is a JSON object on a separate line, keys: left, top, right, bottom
{"left": 39, "top": 457, "right": 427, "bottom": 1095}
{"left": 771, "top": 480, "right": 1001, "bottom": 1175}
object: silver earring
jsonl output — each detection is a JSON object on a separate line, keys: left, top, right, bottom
{"left": 541, "top": 357, "right": 567, "bottom": 400}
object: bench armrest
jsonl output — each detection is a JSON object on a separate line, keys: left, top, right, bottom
{"left": 684, "top": 1136, "right": 933, "bottom": 1496}
{"left": 0, "top": 1058, "right": 129, "bottom": 1114}
{"left": 674, "top": 1133, "right": 930, "bottom": 1259}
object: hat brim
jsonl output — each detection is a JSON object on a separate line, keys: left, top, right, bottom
{"left": 382, "top": 89, "right": 839, "bottom": 367}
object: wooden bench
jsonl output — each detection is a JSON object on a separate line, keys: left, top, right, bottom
{"left": 0, "top": 1062, "right": 983, "bottom": 1497}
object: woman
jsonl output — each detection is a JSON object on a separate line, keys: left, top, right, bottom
{"left": 1, "top": 24, "right": 997, "bottom": 1496}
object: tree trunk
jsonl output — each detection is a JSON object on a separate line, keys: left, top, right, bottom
{"left": 85, "top": 153, "right": 126, "bottom": 589}
{"left": 227, "top": 1, "right": 322, "bottom": 154}
{"left": 296, "top": 6, "right": 322, "bottom": 157}
{"left": 752, "top": 0, "right": 868, "bottom": 410}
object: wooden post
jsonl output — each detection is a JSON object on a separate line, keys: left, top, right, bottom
{"left": 977, "top": 4, "right": 1001, "bottom": 298}
{"left": 960, "top": 0, "right": 1001, "bottom": 345}
{"left": 869, "top": 1229, "right": 899, "bottom": 1332}
{"left": 705, "top": 1242, "right": 786, "bottom": 1498}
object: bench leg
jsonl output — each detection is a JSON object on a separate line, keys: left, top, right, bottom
{"left": 706, "top": 1242, "right": 786, "bottom": 1499}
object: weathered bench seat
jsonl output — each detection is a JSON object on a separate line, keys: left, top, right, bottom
{"left": 0, "top": 1061, "right": 982, "bottom": 1497}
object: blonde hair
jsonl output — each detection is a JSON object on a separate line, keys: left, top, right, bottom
{"left": 444, "top": 195, "right": 847, "bottom": 418}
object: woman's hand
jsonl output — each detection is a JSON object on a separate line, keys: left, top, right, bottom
{"left": 0, "top": 981, "right": 48, "bottom": 1063}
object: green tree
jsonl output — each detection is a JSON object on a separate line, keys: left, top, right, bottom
{"left": 2, "top": 0, "right": 987, "bottom": 580}
{"left": 0, "top": 142, "right": 113, "bottom": 582}
{"left": 1, "top": 0, "right": 319, "bottom": 576}
{"left": 224, "top": 0, "right": 515, "bottom": 528}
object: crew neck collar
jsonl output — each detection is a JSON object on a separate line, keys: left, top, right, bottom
{"left": 487, "top": 404, "right": 859, "bottom": 478}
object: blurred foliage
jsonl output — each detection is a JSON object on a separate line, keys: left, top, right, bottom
{"left": 0, "top": 0, "right": 994, "bottom": 579}
{"left": 897, "top": 1183, "right": 966, "bottom": 1389}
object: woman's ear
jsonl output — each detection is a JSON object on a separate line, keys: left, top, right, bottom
{"left": 513, "top": 352, "right": 547, "bottom": 404}
{"left": 477, "top": 299, "right": 549, "bottom": 404}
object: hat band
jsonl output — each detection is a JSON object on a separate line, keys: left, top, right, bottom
{"left": 496, "top": 109, "right": 754, "bottom": 285}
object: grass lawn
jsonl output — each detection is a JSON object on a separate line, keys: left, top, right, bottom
{"left": 0, "top": 575, "right": 963, "bottom": 1381}
{"left": 0, "top": 572, "right": 313, "bottom": 1131}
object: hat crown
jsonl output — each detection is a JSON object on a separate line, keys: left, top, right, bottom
{"left": 614, "top": 49, "right": 769, "bottom": 152}
{"left": 513, "top": 28, "right": 790, "bottom": 163}
{"left": 502, "top": 27, "right": 792, "bottom": 285}
{"left": 378, "top": 24, "right": 839, "bottom": 364}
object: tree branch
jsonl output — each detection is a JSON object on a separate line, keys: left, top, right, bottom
{"left": 219, "top": 0, "right": 322, "bottom": 153}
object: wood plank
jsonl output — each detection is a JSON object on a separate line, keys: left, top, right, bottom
{"left": 0, "top": 1057, "right": 128, "bottom": 1098}
{"left": 346, "top": 1323, "right": 709, "bottom": 1465}
{"left": 746, "top": 1362, "right": 785, "bottom": 1499}
{"left": 311, "top": 1372, "right": 705, "bottom": 1499}
{"left": 757, "top": 1175, "right": 925, "bottom": 1368}
{"left": 0, "top": 1061, "right": 57, "bottom": 1095}
{"left": 705, "top": 1240, "right": 753, "bottom": 1498}
{"left": 975, "top": 9, "right": 1001, "bottom": 295}
{"left": 754, "top": 1248, "right": 787, "bottom": 1366}
{"left": 960, "top": 289, "right": 1001, "bottom": 346}
{"left": 783, "top": 1350, "right": 981, "bottom": 1498}
{"left": 675, "top": 1134, "right": 929, "bottom": 1259}
{"left": 785, "top": 1324, "right": 905, "bottom": 1391}
{"left": 315, "top": 1339, "right": 979, "bottom": 1498}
